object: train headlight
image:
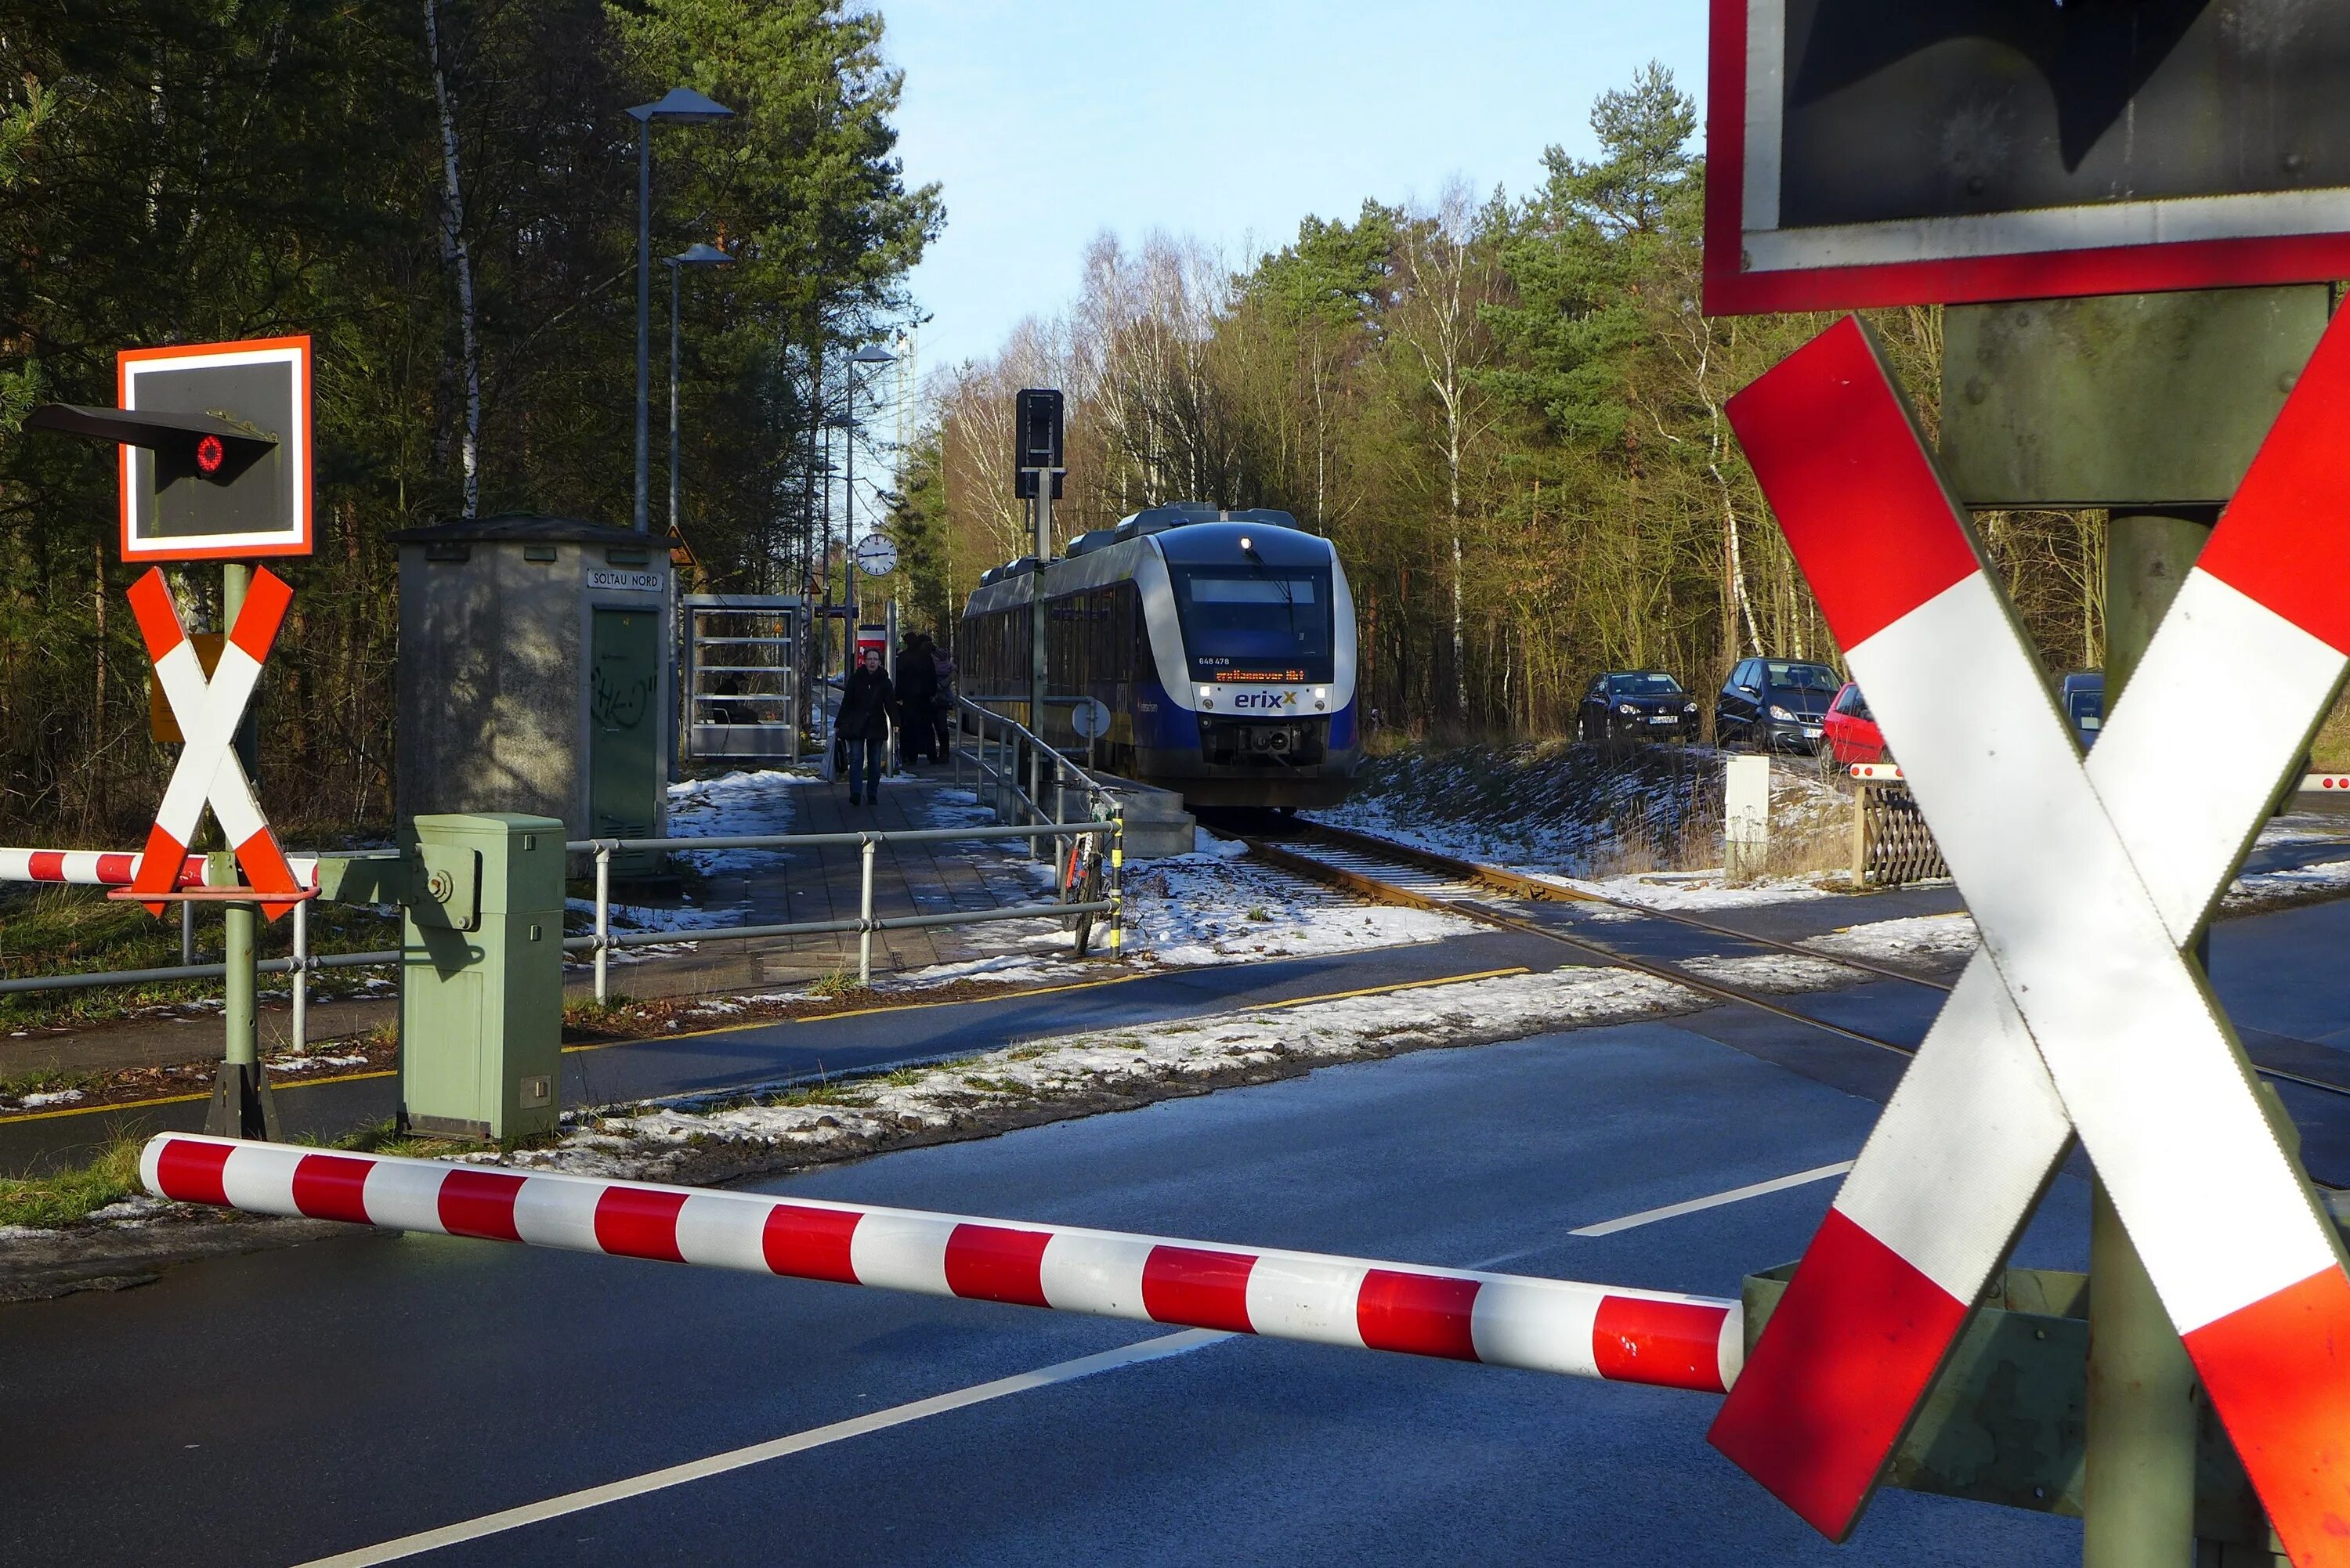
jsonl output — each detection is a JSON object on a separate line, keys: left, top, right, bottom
{"left": 1313, "top": 686, "right": 1328, "bottom": 710}
{"left": 1198, "top": 685, "right": 1215, "bottom": 709}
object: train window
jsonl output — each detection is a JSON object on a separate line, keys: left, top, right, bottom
{"left": 1170, "top": 567, "right": 1334, "bottom": 682}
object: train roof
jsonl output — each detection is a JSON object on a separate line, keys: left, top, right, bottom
{"left": 966, "top": 508, "right": 1334, "bottom": 609}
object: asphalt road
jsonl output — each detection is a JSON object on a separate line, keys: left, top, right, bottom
{"left": 9, "top": 891, "right": 2350, "bottom": 1563}
{"left": 5, "top": 998, "right": 2110, "bottom": 1565}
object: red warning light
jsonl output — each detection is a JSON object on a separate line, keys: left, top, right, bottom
{"left": 194, "top": 434, "right": 225, "bottom": 475}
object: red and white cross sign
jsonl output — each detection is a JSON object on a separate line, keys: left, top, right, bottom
{"left": 1708, "top": 315, "right": 2350, "bottom": 1565}
{"left": 125, "top": 567, "right": 300, "bottom": 918}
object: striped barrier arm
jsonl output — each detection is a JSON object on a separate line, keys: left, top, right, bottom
{"left": 141, "top": 1133, "right": 1741, "bottom": 1394}
{"left": 0, "top": 849, "right": 321, "bottom": 889}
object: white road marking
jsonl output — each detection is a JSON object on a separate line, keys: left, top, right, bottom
{"left": 294, "top": 1160, "right": 1847, "bottom": 1564}
{"left": 291, "top": 1329, "right": 1228, "bottom": 1567}
{"left": 1567, "top": 1162, "right": 1856, "bottom": 1239}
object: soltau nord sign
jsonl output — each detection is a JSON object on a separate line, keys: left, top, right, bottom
{"left": 1712, "top": 314, "right": 2350, "bottom": 1567}
{"left": 1705, "top": 0, "right": 2350, "bottom": 313}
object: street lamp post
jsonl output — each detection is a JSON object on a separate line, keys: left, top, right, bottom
{"left": 831, "top": 342, "right": 898, "bottom": 641}
{"left": 665, "top": 241, "right": 732, "bottom": 537}
{"left": 628, "top": 86, "right": 732, "bottom": 533}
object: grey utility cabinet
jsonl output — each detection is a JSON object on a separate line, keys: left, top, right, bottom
{"left": 393, "top": 514, "right": 675, "bottom": 865}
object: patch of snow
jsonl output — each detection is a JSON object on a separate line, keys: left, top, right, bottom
{"left": 265, "top": 1053, "right": 369, "bottom": 1073}
{"left": 1809, "top": 912, "right": 1980, "bottom": 963}
{"left": 2228, "top": 858, "right": 2350, "bottom": 910}
{"left": 16, "top": 1088, "right": 85, "bottom": 1107}
{"left": 0, "top": 1224, "right": 60, "bottom": 1240}
{"left": 1676, "top": 952, "right": 1862, "bottom": 993}
{"left": 1553, "top": 869, "right": 1842, "bottom": 910}
{"left": 514, "top": 965, "right": 1704, "bottom": 1180}
{"left": 87, "top": 1196, "right": 166, "bottom": 1224}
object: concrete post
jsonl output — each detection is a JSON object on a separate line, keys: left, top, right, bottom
{"left": 2083, "top": 508, "right": 2218, "bottom": 1568}
{"left": 858, "top": 834, "right": 876, "bottom": 987}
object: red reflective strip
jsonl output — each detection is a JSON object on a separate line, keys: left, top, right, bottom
{"left": 594, "top": 1187, "right": 688, "bottom": 1263}
{"left": 1708, "top": 1207, "right": 1970, "bottom": 1537}
{"left": 2182, "top": 1266, "right": 2350, "bottom": 1566}
{"left": 154, "top": 1138, "right": 233, "bottom": 1205}
{"left": 125, "top": 569, "right": 185, "bottom": 662}
{"left": 234, "top": 826, "right": 298, "bottom": 923}
{"left": 227, "top": 568, "right": 294, "bottom": 663}
{"left": 27, "top": 851, "right": 63, "bottom": 881}
{"left": 290, "top": 1153, "right": 374, "bottom": 1225}
{"left": 2196, "top": 311, "right": 2350, "bottom": 656}
{"left": 178, "top": 854, "right": 204, "bottom": 889}
{"left": 1141, "top": 1245, "right": 1256, "bottom": 1334}
{"left": 1355, "top": 1269, "right": 1480, "bottom": 1361}
{"left": 132, "top": 823, "right": 185, "bottom": 903}
{"left": 1726, "top": 316, "right": 1980, "bottom": 650}
{"left": 437, "top": 1169, "right": 524, "bottom": 1241}
{"left": 943, "top": 1223, "right": 1053, "bottom": 1307}
{"left": 94, "top": 854, "right": 135, "bottom": 884}
{"left": 1593, "top": 1295, "right": 1732, "bottom": 1394}
{"left": 760, "top": 1204, "right": 862, "bottom": 1284}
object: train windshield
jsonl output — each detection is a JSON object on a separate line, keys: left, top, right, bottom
{"left": 1172, "top": 568, "right": 1335, "bottom": 682}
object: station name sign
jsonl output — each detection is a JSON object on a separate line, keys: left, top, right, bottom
{"left": 1705, "top": 0, "right": 2350, "bottom": 314}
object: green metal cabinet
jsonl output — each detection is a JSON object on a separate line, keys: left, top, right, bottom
{"left": 400, "top": 813, "right": 566, "bottom": 1140}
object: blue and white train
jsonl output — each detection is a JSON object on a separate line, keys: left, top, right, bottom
{"left": 957, "top": 504, "right": 1361, "bottom": 808}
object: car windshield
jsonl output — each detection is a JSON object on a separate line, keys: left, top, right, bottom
{"left": 1765, "top": 661, "right": 1840, "bottom": 693}
{"left": 1170, "top": 567, "right": 1335, "bottom": 681}
{"left": 1607, "top": 673, "right": 1683, "bottom": 696}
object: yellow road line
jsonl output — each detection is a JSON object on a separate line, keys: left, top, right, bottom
{"left": 0, "top": 963, "right": 1538, "bottom": 1126}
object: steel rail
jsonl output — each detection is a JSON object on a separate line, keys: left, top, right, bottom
{"left": 1253, "top": 825, "right": 2350, "bottom": 1106}
{"left": 1293, "top": 820, "right": 1957, "bottom": 995}
{"left": 1238, "top": 835, "right": 1918, "bottom": 1058}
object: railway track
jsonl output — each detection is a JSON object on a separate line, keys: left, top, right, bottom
{"left": 1238, "top": 820, "right": 2350, "bottom": 1111}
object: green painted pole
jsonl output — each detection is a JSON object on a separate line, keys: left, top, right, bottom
{"left": 2082, "top": 509, "right": 2214, "bottom": 1568}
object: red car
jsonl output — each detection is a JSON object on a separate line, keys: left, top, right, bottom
{"left": 1822, "top": 681, "right": 1886, "bottom": 766}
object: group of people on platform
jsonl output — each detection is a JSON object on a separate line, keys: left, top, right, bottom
{"left": 834, "top": 631, "right": 956, "bottom": 807}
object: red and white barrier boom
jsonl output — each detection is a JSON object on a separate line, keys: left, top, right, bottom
{"left": 0, "top": 848, "right": 320, "bottom": 889}
{"left": 140, "top": 1133, "right": 1740, "bottom": 1393}
{"left": 1710, "top": 315, "right": 2350, "bottom": 1565}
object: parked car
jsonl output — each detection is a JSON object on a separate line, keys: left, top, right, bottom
{"left": 1578, "top": 670, "right": 1699, "bottom": 743}
{"left": 1822, "top": 681, "right": 1886, "bottom": 766}
{"left": 1716, "top": 656, "right": 1841, "bottom": 753}
{"left": 2061, "top": 671, "right": 2102, "bottom": 750}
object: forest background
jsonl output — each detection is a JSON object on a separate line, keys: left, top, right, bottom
{"left": 1, "top": 8, "right": 2109, "bottom": 844}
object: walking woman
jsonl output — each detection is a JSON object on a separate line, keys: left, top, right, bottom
{"left": 837, "top": 646, "right": 893, "bottom": 807}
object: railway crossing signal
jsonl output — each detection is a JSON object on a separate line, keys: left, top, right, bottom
{"left": 1710, "top": 314, "right": 2350, "bottom": 1566}
{"left": 124, "top": 566, "right": 302, "bottom": 918}
{"left": 1705, "top": 1, "right": 2350, "bottom": 315}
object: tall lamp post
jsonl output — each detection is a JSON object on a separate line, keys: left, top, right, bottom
{"left": 829, "top": 342, "right": 898, "bottom": 638}
{"left": 627, "top": 86, "right": 732, "bottom": 533}
{"left": 665, "top": 241, "right": 732, "bottom": 536}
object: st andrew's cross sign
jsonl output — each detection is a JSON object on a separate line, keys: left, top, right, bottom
{"left": 1705, "top": 0, "right": 2350, "bottom": 314}
{"left": 1707, "top": 314, "right": 2350, "bottom": 1567}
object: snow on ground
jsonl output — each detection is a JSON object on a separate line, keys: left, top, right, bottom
{"left": 519, "top": 965, "right": 1701, "bottom": 1181}
{"left": 1807, "top": 912, "right": 1980, "bottom": 964}
{"left": 910, "top": 786, "right": 1473, "bottom": 975}
{"left": 1550, "top": 869, "right": 1844, "bottom": 910}
{"left": 1676, "top": 952, "right": 1864, "bottom": 992}
{"left": 2228, "top": 856, "right": 2350, "bottom": 911}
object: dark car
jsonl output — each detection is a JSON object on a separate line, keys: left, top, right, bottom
{"left": 1578, "top": 670, "right": 1699, "bottom": 743}
{"left": 2061, "top": 671, "right": 2102, "bottom": 750}
{"left": 1716, "top": 656, "right": 1841, "bottom": 753}
{"left": 1821, "top": 681, "right": 1887, "bottom": 766}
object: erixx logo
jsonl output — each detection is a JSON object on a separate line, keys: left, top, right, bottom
{"left": 1231, "top": 691, "right": 1300, "bottom": 712}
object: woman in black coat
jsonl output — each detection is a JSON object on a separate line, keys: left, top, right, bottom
{"left": 837, "top": 648, "right": 893, "bottom": 805}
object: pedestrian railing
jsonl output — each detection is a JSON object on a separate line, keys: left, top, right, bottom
{"left": 573, "top": 816, "right": 1121, "bottom": 1002}
{"left": 0, "top": 803, "right": 1126, "bottom": 1029}
{"left": 949, "top": 694, "right": 1120, "bottom": 851}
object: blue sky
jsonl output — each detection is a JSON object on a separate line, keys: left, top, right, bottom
{"left": 879, "top": 0, "right": 1709, "bottom": 385}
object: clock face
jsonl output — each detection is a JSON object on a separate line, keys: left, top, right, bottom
{"left": 854, "top": 534, "right": 898, "bottom": 576}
